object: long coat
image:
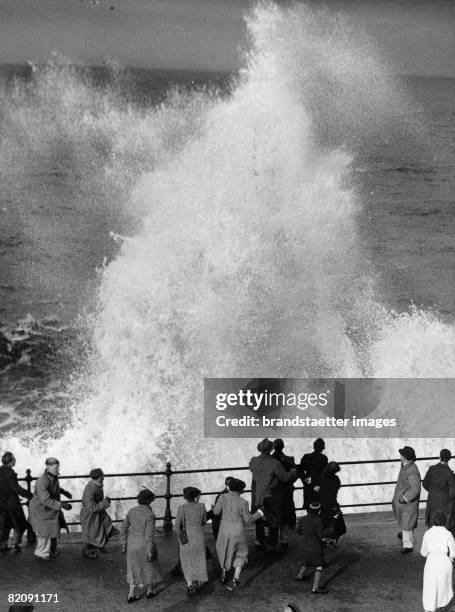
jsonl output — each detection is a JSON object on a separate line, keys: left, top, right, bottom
{"left": 299, "top": 451, "right": 328, "bottom": 509}
{"left": 120, "top": 504, "right": 162, "bottom": 586}
{"left": 271, "top": 451, "right": 296, "bottom": 528}
{"left": 0, "top": 465, "right": 32, "bottom": 535}
{"left": 214, "top": 491, "right": 261, "bottom": 570}
{"left": 392, "top": 461, "right": 421, "bottom": 531}
{"left": 422, "top": 463, "right": 455, "bottom": 529}
{"left": 29, "top": 472, "right": 63, "bottom": 538}
{"left": 421, "top": 525, "right": 455, "bottom": 611}
{"left": 80, "top": 480, "right": 112, "bottom": 548}
{"left": 249, "top": 454, "right": 292, "bottom": 529}
{"left": 175, "top": 501, "right": 207, "bottom": 583}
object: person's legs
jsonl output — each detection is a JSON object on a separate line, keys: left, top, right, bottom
{"left": 295, "top": 564, "right": 308, "bottom": 580}
{"left": 34, "top": 537, "right": 51, "bottom": 559}
{"left": 402, "top": 530, "right": 414, "bottom": 550}
{"left": 312, "top": 567, "right": 323, "bottom": 591}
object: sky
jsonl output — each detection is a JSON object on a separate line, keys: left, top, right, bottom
{"left": 0, "top": 0, "right": 453, "bottom": 76}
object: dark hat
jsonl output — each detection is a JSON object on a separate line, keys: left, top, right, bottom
{"left": 137, "top": 488, "right": 155, "bottom": 505}
{"left": 314, "top": 438, "right": 325, "bottom": 452}
{"left": 257, "top": 438, "right": 274, "bottom": 454}
{"left": 308, "top": 501, "right": 321, "bottom": 513}
{"left": 45, "top": 457, "right": 60, "bottom": 466}
{"left": 228, "top": 478, "right": 246, "bottom": 492}
{"left": 432, "top": 511, "right": 447, "bottom": 526}
{"left": 89, "top": 468, "right": 104, "bottom": 480}
{"left": 183, "top": 486, "right": 201, "bottom": 501}
{"left": 273, "top": 438, "right": 284, "bottom": 451}
{"left": 399, "top": 446, "right": 416, "bottom": 461}
{"left": 440, "top": 449, "right": 452, "bottom": 463}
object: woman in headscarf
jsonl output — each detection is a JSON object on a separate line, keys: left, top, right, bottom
{"left": 421, "top": 511, "right": 455, "bottom": 612}
{"left": 214, "top": 477, "right": 263, "bottom": 590}
{"left": 175, "top": 486, "right": 207, "bottom": 597}
{"left": 120, "top": 488, "right": 161, "bottom": 603}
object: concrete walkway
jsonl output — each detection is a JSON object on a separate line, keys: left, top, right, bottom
{"left": 0, "top": 512, "right": 453, "bottom": 612}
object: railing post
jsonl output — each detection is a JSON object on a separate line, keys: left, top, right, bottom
{"left": 163, "top": 462, "right": 173, "bottom": 533}
{"left": 25, "top": 469, "right": 36, "bottom": 545}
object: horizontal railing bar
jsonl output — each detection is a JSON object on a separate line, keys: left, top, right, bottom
{"left": 17, "top": 456, "right": 441, "bottom": 483}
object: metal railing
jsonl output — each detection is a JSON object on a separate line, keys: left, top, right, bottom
{"left": 18, "top": 454, "right": 439, "bottom": 536}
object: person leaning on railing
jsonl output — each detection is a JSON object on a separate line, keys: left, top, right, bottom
{"left": 81, "top": 468, "right": 114, "bottom": 559}
{"left": 0, "top": 451, "right": 33, "bottom": 552}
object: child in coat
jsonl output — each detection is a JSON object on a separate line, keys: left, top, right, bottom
{"left": 295, "top": 501, "right": 328, "bottom": 594}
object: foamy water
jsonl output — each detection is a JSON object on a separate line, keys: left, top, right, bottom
{"left": 1, "top": 3, "right": 455, "bottom": 518}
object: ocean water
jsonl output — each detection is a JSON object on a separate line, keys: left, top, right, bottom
{"left": 0, "top": 4, "right": 454, "bottom": 514}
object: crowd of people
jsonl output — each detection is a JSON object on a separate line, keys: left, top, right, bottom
{"left": 1, "top": 441, "right": 455, "bottom": 610}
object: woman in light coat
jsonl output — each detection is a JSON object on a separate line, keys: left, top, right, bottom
{"left": 28, "top": 457, "right": 71, "bottom": 560}
{"left": 175, "top": 486, "right": 207, "bottom": 597}
{"left": 120, "top": 489, "right": 161, "bottom": 603}
{"left": 214, "top": 478, "right": 263, "bottom": 590}
{"left": 421, "top": 511, "right": 455, "bottom": 612}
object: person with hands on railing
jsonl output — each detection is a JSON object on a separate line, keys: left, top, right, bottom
{"left": 214, "top": 477, "right": 263, "bottom": 590}
{"left": 120, "top": 488, "right": 162, "bottom": 604}
{"left": 28, "top": 457, "right": 72, "bottom": 561}
{"left": 81, "top": 468, "right": 114, "bottom": 559}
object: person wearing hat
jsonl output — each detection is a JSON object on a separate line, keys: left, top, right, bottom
{"left": 249, "top": 439, "right": 296, "bottom": 551}
{"left": 175, "top": 486, "right": 208, "bottom": 596}
{"left": 213, "top": 477, "right": 263, "bottom": 590}
{"left": 392, "top": 446, "right": 421, "bottom": 553}
{"left": 28, "top": 458, "right": 72, "bottom": 560}
{"left": 80, "top": 468, "right": 113, "bottom": 559}
{"left": 120, "top": 488, "right": 161, "bottom": 603}
{"left": 272, "top": 439, "right": 297, "bottom": 548}
{"left": 295, "top": 502, "right": 329, "bottom": 594}
{"left": 0, "top": 451, "right": 33, "bottom": 552}
{"left": 420, "top": 511, "right": 455, "bottom": 612}
{"left": 298, "top": 438, "right": 328, "bottom": 510}
{"left": 422, "top": 449, "right": 455, "bottom": 532}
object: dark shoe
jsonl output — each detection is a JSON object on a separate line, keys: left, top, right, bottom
{"left": 220, "top": 573, "right": 228, "bottom": 585}
{"left": 11, "top": 545, "right": 22, "bottom": 553}
{"left": 312, "top": 587, "right": 328, "bottom": 594}
{"left": 397, "top": 532, "right": 403, "bottom": 540}
{"left": 402, "top": 547, "right": 413, "bottom": 554}
{"left": 187, "top": 585, "right": 195, "bottom": 597}
{"left": 226, "top": 579, "right": 240, "bottom": 591}
{"left": 98, "top": 547, "right": 109, "bottom": 554}
{"left": 127, "top": 596, "right": 140, "bottom": 603}
{"left": 146, "top": 591, "right": 156, "bottom": 599}
{"left": 82, "top": 548, "right": 98, "bottom": 559}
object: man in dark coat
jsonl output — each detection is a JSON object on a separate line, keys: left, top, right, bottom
{"left": 249, "top": 438, "right": 296, "bottom": 550}
{"left": 298, "top": 438, "right": 328, "bottom": 509}
{"left": 272, "top": 439, "right": 296, "bottom": 547}
{"left": 422, "top": 449, "right": 455, "bottom": 531}
{"left": 0, "top": 452, "right": 33, "bottom": 551}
